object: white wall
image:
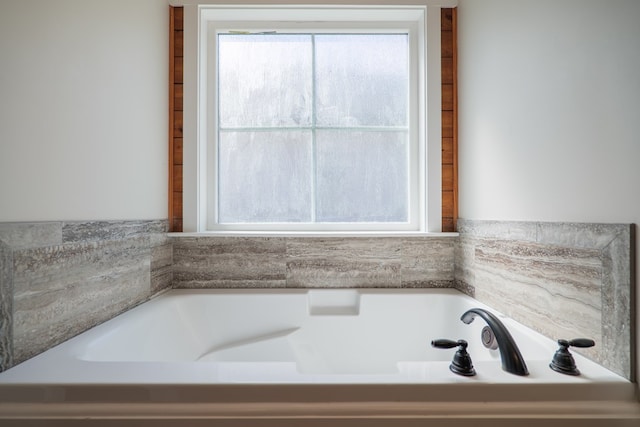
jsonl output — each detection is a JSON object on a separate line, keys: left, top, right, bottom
{"left": 0, "top": 0, "right": 169, "bottom": 222}
{"left": 458, "top": 0, "right": 640, "bottom": 387}
{"left": 458, "top": 0, "right": 640, "bottom": 224}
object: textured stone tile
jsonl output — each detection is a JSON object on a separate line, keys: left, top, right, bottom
{"left": 12, "top": 237, "right": 151, "bottom": 364}
{"left": 62, "top": 220, "right": 167, "bottom": 243}
{"left": 172, "top": 237, "right": 286, "bottom": 288}
{"left": 453, "top": 236, "right": 476, "bottom": 296}
{"left": 456, "top": 219, "right": 633, "bottom": 380}
{"left": 599, "top": 225, "right": 632, "bottom": 378}
{"left": 173, "top": 273, "right": 286, "bottom": 289}
{"left": 0, "top": 241, "right": 12, "bottom": 371}
{"left": 473, "top": 239, "right": 602, "bottom": 362}
{"left": 286, "top": 237, "right": 401, "bottom": 288}
{"left": 0, "top": 220, "right": 169, "bottom": 369}
{"left": 457, "top": 219, "right": 537, "bottom": 242}
{"left": 536, "top": 222, "right": 628, "bottom": 249}
{"left": 0, "top": 222, "right": 62, "bottom": 250}
{"left": 2, "top": 217, "right": 630, "bottom": 383}
{"left": 151, "top": 239, "right": 172, "bottom": 294}
{"left": 400, "top": 237, "right": 455, "bottom": 286}
{"left": 149, "top": 224, "right": 172, "bottom": 294}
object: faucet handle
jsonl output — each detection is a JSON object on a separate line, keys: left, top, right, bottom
{"left": 431, "top": 339, "right": 476, "bottom": 376}
{"left": 431, "top": 338, "right": 463, "bottom": 349}
{"left": 550, "top": 338, "right": 595, "bottom": 375}
{"left": 562, "top": 338, "right": 595, "bottom": 348}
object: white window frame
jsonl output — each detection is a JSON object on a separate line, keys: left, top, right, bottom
{"left": 181, "top": 2, "right": 445, "bottom": 233}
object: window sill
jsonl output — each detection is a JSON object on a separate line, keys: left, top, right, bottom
{"left": 168, "top": 231, "right": 459, "bottom": 238}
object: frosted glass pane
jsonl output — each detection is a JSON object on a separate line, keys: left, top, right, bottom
{"left": 316, "top": 131, "right": 408, "bottom": 222}
{"left": 219, "top": 131, "right": 312, "bottom": 222}
{"left": 315, "top": 34, "right": 408, "bottom": 127}
{"left": 218, "top": 35, "right": 312, "bottom": 127}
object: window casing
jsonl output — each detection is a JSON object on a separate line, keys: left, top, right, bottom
{"left": 182, "top": 4, "right": 443, "bottom": 233}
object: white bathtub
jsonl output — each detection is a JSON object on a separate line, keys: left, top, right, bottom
{"left": 0, "top": 289, "right": 637, "bottom": 425}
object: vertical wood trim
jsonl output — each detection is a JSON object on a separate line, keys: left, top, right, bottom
{"left": 169, "top": 6, "right": 184, "bottom": 232}
{"left": 451, "top": 8, "right": 459, "bottom": 230}
{"left": 441, "top": 8, "right": 458, "bottom": 232}
{"left": 168, "top": 6, "right": 176, "bottom": 231}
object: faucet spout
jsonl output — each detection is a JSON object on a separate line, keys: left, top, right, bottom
{"left": 461, "top": 308, "right": 529, "bottom": 376}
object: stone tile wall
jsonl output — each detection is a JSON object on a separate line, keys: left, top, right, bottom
{"left": 0, "top": 241, "right": 12, "bottom": 371}
{"left": 0, "top": 219, "right": 633, "bottom": 382}
{"left": 0, "top": 220, "right": 170, "bottom": 371}
{"left": 455, "top": 219, "right": 632, "bottom": 380}
{"left": 171, "top": 236, "right": 456, "bottom": 289}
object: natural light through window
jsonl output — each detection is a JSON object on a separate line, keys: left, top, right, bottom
{"left": 217, "top": 33, "right": 409, "bottom": 225}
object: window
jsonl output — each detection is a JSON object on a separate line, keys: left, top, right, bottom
{"left": 183, "top": 5, "right": 443, "bottom": 232}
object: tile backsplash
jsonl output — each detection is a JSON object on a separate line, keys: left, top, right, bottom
{"left": 0, "top": 219, "right": 633, "bottom": 380}
{"left": 455, "top": 219, "right": 632, "bottom": 380}
{"left": 172, "top": 236, "right": 455, "bottom": 289}
{"left": 0, "top": 220, "right": 171, "bottom": 370}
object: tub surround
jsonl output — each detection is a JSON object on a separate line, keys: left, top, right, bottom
{"left": 455, "top": 219, "right": 632, "bottom": 380}
{"left": 0, "top": 220, "right": 170, "bottom": 371}
{"left": 172, "top": 236, "right": 455, "bottom": 289}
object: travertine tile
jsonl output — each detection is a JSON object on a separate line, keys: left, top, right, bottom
{"left": 599, "top": 225, "right": 632, "bottom": 378}
{"left": 172, "top": 235, "right": 458, "bottom": 289}
{"left": 401, "top": 237, "right": 454, "bottom": 286}
{"left": 286, "top": 237, "right": 401, "bottom": 288}
{"left": 474, "top": 239, "right": 602, "bottom": 362}
{"left": 0, "top": 220, "right": 168, "bottom": 369}
{"left": 151, "top": 239, "right": 173, "bottom": 294}
{"left": 172, "top": 237, "right": 287, "bottom": 288}
{"left": 457, "top": 219, "right": 537, "bottom": 242}
{"left": 456, "top": 219, "right": 632, "bottom": 380}
{"left": 0, "top": 222, "right": 62, "bottom": 250}
{"left": 0, "top": 217, "right": 631, "bottom": 383}
{"left": 0, "top": 241, "right": 12, "bottom": 371}
{"left": 62, "top": 220, "right": 166, "bottom": 243}
{"left": 453, "top": 236, "right": 476, "bottom": 296}
{"left": 12, "top": 238, "right": 151, "bottom": 363}
{"left": 536, "top": 222, "right": 627, "bottom": 249}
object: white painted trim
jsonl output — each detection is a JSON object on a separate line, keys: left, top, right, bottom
{"left": 183, "top": 3, "right": 443, "bottom": 232}
{"left": 171, "top": 0, "right": 458, "bottom": 7}
{"left": 426, "top": 5, "right": 442, "bottom": 232}
{"left": 183, "top": 5, "right": 200, "bottom": 232}
{"left": 169, "top": 231, "right": 459, "bottom": 237}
